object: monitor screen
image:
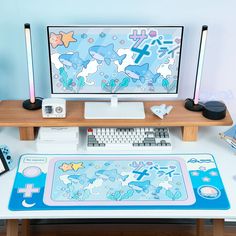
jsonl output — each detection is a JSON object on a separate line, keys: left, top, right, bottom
{"left": 47, "top": 26, "right": 183, "bottom": 97}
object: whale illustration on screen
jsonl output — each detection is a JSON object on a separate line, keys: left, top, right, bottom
{"left": 59, "top": 53, "right": 90, "bottom": 70}
{"left": 125, "top": 63, "right": 161, "bottom": 84}
{"left": 89, "top": 44, "right": 126, "bottom": 65}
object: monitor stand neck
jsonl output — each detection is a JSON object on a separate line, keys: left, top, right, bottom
{"left": 110, "top": 95, "right": 118, "bottom": 107}
{"left": 84, "top": 96, "right": 145, "bottom": 119}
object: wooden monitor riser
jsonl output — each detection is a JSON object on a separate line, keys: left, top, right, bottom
{"left": 0, "top": 100, "right": 233, "bottom": 141}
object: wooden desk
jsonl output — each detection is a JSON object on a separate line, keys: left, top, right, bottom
{"left": 0, "top": 100, "right": 233, "bottom": 141}
{"left": 5, "top": 219, "right": 225, "bottom": 236}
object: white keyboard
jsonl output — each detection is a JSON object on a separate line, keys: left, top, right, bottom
{"left": 86, "top": 127, "right": 172, "bottom": 151}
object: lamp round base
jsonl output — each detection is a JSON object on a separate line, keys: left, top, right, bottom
{"left": 184, "top": 98, "right": 203, "bottom": 112}
{"left": 23, "top": 99, "right": 42, "bottom": 110}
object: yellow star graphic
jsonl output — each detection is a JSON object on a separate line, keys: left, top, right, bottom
{"left": 60, "top": 31, "right": 77, "bottom": 48}
{"left": 72, "top": 162, "right": 84, "bottom": 171}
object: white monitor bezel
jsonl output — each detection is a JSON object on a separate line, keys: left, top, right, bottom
{"left": 48, "top": 25, "right": 183, "bottom": 100}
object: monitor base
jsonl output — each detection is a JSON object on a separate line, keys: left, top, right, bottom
{"left": 84, "top": 102, "right": 145, "bottom": 119}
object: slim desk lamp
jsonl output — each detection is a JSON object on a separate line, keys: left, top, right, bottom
{"left": 22, "top": 23, "right": 42, "bottom": 110}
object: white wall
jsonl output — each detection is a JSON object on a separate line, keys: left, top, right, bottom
{"left": 0, "top": 0, "right": 235, "bottom": 115}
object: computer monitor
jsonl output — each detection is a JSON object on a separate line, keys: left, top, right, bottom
{"left": 47, "top": 26, "right": 183, "bottom": 119}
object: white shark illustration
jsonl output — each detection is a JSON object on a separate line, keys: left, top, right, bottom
{"left": 89, "top": 43, "right": 126, "bottom": 65}
{"left": 125, "top": 63, "right": 160, "bottom": 84}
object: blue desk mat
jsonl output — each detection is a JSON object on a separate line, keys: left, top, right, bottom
{"left": 9, "top": 153, "right": 230, "bottom": 211}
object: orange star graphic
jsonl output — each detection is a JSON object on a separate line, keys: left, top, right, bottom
{"left": 60, "top": 31, "right": 77, "bottom": 48}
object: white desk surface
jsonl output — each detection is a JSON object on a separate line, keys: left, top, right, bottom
{"left": 0, "top": 123, "right": 236, "bottom": 220}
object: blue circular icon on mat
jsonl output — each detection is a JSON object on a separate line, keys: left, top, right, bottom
{"left": 198, "top": 185, "right": 221, "bottom": 200}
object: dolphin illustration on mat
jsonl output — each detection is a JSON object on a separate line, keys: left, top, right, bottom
{"left": 125, "top": 63, "right": 160, "bottom": 84}
{"left": 95, "top": 169, "right": 129, "bottom": 182}
{"left": 128, "top": 180, "right": 151, "bottom": 193}
{"left": 59, "top": 52, "right": 90, "bottom": 70}
{"left": 89, "top": 43, "right": 126, "bottom": 65}
{"left": 68, "top": 174, "right": 96, "bottom": 187}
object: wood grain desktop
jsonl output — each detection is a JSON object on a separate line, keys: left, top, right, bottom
{"left": 0, "top": 100, "right": 233, "bottom": 141}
